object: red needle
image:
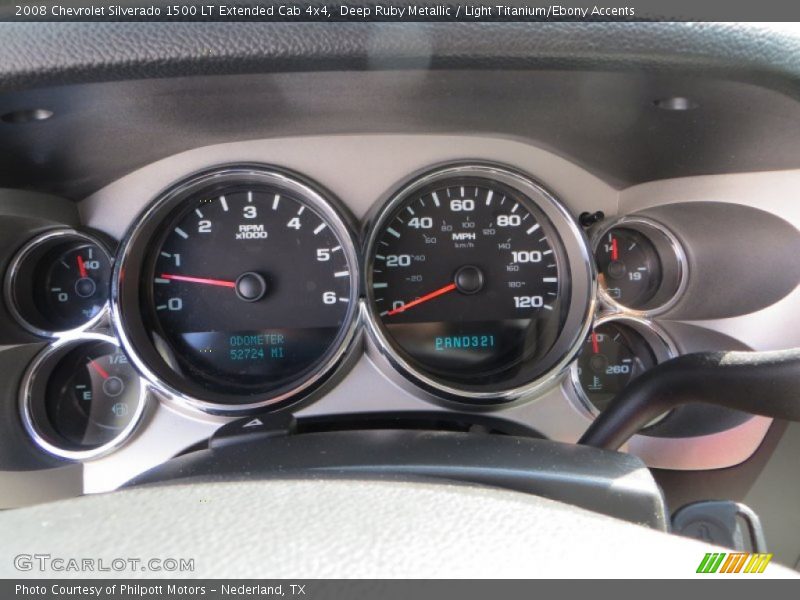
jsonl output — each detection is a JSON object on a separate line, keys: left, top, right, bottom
{"left": 591, "top": 331, "right": 600, "bottom": 354}
{"left": 611, "top": 237, "right": 619, "bottom": 261}
{"left": 387, "top": 283, "right": 457, "bottom": 316}
{"left": 89, "top": 360, "right": 109, "bottom": 380}
{"left": 160, "top": 274, "right": 236, "bottom": 288}
{"left": 77, "top": 255, "right": 88, "bottom": 278}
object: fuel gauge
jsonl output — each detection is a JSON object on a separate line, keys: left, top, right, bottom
{"left": 20, "top": 334, "right": 147, "bottom": 460}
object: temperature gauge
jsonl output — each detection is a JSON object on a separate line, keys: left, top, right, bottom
{"left": 20, "top": 335, "right": 147, "bottom": 460}
{"left": 571, "top": 316, "right": 677, "bottom": 425}
{"left": 4, "top": 230, "right": 112, "bottom": 337}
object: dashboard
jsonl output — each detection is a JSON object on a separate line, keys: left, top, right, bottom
{"left": 1, "top": 23, "right": 800, "bottom": 518}
{"left": 3, "top": 131, "right": 800, "bottom": 505}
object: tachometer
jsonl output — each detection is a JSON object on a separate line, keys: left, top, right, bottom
{"left": 364, "top": 164, "right": 595, "bottom": 403}
{"left": 112, "top": 166, "right": 360, "bottom": 414}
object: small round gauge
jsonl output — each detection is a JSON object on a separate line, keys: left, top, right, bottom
{"left": 364, "top": 164, "right": 595, "bottom": 403}
{"left": 596, "top": 228, "right": 661, "bottom": 309}
{"left": 112, "top": 166, "right": 360, "bottom": 414}
{"left": 594, "top": 217, "right": 687, "bottom": 314}
{"left": 20, "top": 335, "right": 147, "bottom": 460}
{"left": 571, "top": 316, "right": 676, "bottom": 423}
{"left": 4, "top": 230, "right": 112, "bottom": 337}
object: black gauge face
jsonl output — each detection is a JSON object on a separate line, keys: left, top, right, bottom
{"left": 42, "top": 341, "right": 141, "bottom": 450}
{"left": 38, "top": 243, "right": 111, "bottom": 329}
{"left": 596, "top": 228, "right": 662, "bottom": 309}
{"left": 368, "top": 175, "right": 570, "bottom": 390}
{"left": 6, "top": 233, "right": 112, "bottom": 335}
{"left": 576, "top": 322, "right": 656, "bottom": 413}
{"left": 141, "top": 182, "right": 356, "bottom": 401}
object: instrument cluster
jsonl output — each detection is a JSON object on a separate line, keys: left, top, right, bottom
{"left": 4, "top": 162, "right": 690, "bottom": 461}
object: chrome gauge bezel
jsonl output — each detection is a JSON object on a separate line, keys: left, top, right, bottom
{"left": 362, "top": 163, "right": 596, "bottom": 406}
{"left": 19, "top": 332, "right": 149, "bottom": 461}
{"left": 3, "top": 229, "right": 113, "bottom": 339}
{"left": 568, "top": 314, "right": 678, "bottom": 426}
{"left": 592, "top": 216, "right": 688, "bottom": 317}
{"left": 111, "top": 165, "right": 362, "bottom": 416}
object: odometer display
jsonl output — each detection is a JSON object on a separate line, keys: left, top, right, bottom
{"left": 366, "top": 165, "right": 591, "bottom": 400}
{"left": 114, "top": 167, "right": 360, "bottom": 412}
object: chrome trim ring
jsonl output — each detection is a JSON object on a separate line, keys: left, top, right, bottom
{"left": 111, "top": 165, "right": 362, "bottom": 416}
{"left": 568, "top": 314, "right": 678, "bottom": 426}
{"left": 19, "top": 332, "right": 149, "bottom": 461}
{"left": 592, "top": 216, "right": 688, "bottom": 317}
{"left": 3, "top": 229, "right": 112, "bottom": 338}
{"left": 362, "top": 163, "right": 596, "bottom": 406}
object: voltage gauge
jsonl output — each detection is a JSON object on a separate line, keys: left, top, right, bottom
{"left": 594, "top": 217, "right": 687, "bottom": 315}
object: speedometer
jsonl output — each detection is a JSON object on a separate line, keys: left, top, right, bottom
{"left": 113, "top": 166, "right": 360, "bottom": 414}
{"left": 364, "top": 164, "right": 595, "bottom": 403}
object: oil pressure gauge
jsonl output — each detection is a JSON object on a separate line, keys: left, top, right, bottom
{"left": 4, "top": 230, "right": 112, "bottom": 337}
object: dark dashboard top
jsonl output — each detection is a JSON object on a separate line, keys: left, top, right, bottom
{"left": 2, "top": 22, "right": 800, "bottom": 198}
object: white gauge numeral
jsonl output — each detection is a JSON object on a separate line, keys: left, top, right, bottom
{"left": 450, "top": 199, "right": 475, "bottom": 212}
{"left": 408, "top": 217, "right": 433, "bottom": 229}
{"left": 386, "top": 254, "right": 411, "bottom": 267}
{"left": 316, "top": 248, "right": 331, "bottom": 262}
{"left": 287, "top": 217, "right": 302, "bottom": 229}
{"left": 243, "top": 205, "right": 257, "bottom": 219}
{"left": 514, "top": 296, "right": 544, "bottom": 309}
{"left": 497, "top": 215, "right": 522, "bottom": 227}
{"left": 168, "top": 298, "right": 183, "bottom": 311}
{"left": 322, "top": 291, "right": 337, "bottom": 304}
{"left": 198, "top": 220, "right": 212, "bottom": 233}
{"left": 512, "top": 250, "right": 542, "bottom": 263}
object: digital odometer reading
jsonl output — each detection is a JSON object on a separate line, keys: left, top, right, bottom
{"left": 368, "top": 175, "right": 569, "bottom": 387}
{"left": 144, "top": 184, "right": 355, "bottom": 397}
